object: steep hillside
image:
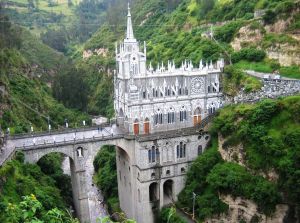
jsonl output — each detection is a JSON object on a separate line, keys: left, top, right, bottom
{"left": 83, "top": 0, "right": 300, "bottom": 79}
{"left": 176, "top": 96, "right": 300, "bottom": 222}
{"left": 0, "top": 10, "right": 89, "bottom": 134}
{"left": 0, "top": 152, "right": 78, "bottom": 222}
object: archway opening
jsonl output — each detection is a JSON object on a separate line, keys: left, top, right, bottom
{"left": 93, "top": 144, "right": 131, "bottom": 221}
{"left": 163, "top": 180, "right": 174, "bottom": 206}
{"left": 193, "top": 107, "right": 202, "bottom": 126}
{"left": 144, "top": 117, "right": 150, "bottom": 134}
{"left": 133, "top": 119, "right": 139, "bottom": 135}
{"left": 36, "top": 152, "right": 75, "bottom": 217}
{"left": 149, "top": 182, "right": 159, "bottom": 203}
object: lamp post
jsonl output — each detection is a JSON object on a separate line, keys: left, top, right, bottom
{"left": 65, "top": 119, "right": 68, "bottom": 128}
{"left": 192, "top": 192, "right": 196, "bottom": 220}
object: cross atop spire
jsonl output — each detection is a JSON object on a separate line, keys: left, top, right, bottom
{"left": 126, "top": 2, "right": 135, "bottom": 40}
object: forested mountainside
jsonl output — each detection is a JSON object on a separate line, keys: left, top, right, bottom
{"left": 0, "top": 152, "right": 78, "bottom": 222}
{"left": 159, "top": 96, "right": 300, "bottom": 222}
{"left": 0, "top": 0, "right": 300, "bottom": 223}
{"left": 0, "top": 9, "right": 89, "bottom": 134}
{"left": 85, "top": 0, "right": 300, "bottom": 79}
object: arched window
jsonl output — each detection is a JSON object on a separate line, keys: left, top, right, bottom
{"left": 154, "top": 109, "right": 163, "bottom": 125}
{"left": 148, "top": 146, "right": 160, "bottom": 163}
{"left": 167, "top": 107, "right": 175, "bottom": 124}
{"left": 198, "top": 145, "right": 203, "bottom": 155}
{"left": 208, "top": 103, "right": 216, "bottom": 114}
{"left": 138, "top": 189, "right": 141, "bottom": 202}
{"left": 77, "top": 147, "right": 83, "bottom": 157}
{"left": 180, "top": 106, "right": 187, "bottom": 122}
{"left": 151, "top": 172, "right": 156, "bottom": 178}
{"left": 178, "top": 87, "right": 182, "bottom": 95}
{"left": 177, "top": 142, "right": 186, "bottom": 158}
{"left": 193, "top": 107, "right": 202, "bottom": 126}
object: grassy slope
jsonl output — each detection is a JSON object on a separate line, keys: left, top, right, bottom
{"left": 4, "top": 0, "right": 79, "bottom": 34}
{"left": 0, "top": 26, "right": 89, "bottom": 134}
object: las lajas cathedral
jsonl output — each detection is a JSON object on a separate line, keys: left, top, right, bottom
{"left": 114, "top": 4, "right": 224, "bottom": 135}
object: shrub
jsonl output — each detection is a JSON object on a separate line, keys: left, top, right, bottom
{"left": 232, "top": 48, "right": 266, "bottom": 63}
{"left": 263, "top": 10, "right": 277, "bottom": 24}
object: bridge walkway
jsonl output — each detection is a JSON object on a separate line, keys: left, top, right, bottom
{"left": 0, "top": 124, "right": 123, "bottom": 166}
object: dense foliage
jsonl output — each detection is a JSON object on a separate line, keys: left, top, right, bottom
{"left": 210, "top": 96, "right": 300, "bottom": 218}
{"left": 158, "top": 207, "right": 185, "bottom": 223}
{"left": 93, "top": 146, "right": 120, "bottom": 214}
{"left": 0, "top": 8, "right": 90, "bottom": 133}
{"left": 3, "top": 194, "right": 78, "bottom": 223}
{"left": 178, "top": 96, "right": 300, "bottom": 221}
{"left": 222, "top": 65, "right": 262, "bottom": 95}
{"left": 0, "top": 153, "right": 75, "bottom": 222}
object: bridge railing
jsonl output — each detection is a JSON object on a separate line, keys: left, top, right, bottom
{"left": 8, "top": 122, "right": 112, "bottom": 140}
{"left": 16, "top": 133, "right": 125, "bottom": 150}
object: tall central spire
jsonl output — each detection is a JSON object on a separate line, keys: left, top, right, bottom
{"left": 126, "top": 2, "right": 135, "bottom": 40}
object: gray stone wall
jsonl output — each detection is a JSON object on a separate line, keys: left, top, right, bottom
{"left": 231, "top": 79, "right": 300, "bottom": 103}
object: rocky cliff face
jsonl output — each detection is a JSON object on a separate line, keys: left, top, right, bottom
{"left": 231, "top": 15, "right": 300, "bottom": 66}
{"left": 209, "top": 134, "right": 290, "bottom": 223}
{"left": 207, "top": 195, "right": 289, "bottom": 223}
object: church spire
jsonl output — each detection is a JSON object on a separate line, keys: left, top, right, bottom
{"left": 126, "top": 2, "right": 135, "bottom": 40}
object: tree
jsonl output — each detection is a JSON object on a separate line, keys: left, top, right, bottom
{"left": 4, "top": 195, "right": 79, "bottom": 223}
{"left": 68, "top": 0, "right": 73, "bottom": 7}
{"left": 53, "top": 66, "right": 89, "bottom": 111}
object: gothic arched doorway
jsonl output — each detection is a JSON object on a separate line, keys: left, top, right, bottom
{"left": 149, "top": 182, "right": 159, "bottom": 204}
{"left": 133, "top": 119, "right": 139, "bottom": 135}
{"left": 163, "top": 179, "right": 174, "bottom": 206}
{"left": 144, "top": 118, "right": 150, "bottom": 134}
{"left": 193, "top": 107, "right": 202, "bottom": 126}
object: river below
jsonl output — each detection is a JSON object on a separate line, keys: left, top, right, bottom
{"left": 62, "top": 156, "right": 109, "bottom": 222}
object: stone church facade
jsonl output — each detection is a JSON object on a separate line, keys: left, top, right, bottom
{"left": 112, "top": 4, "right": 224, "bottom": 223}
{"left": 114, "top": 4, "right": 224, "bottom": 135}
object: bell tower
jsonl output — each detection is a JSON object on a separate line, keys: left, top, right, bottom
{"left": 116, "top": 3, "right": 147, "bottom": 79}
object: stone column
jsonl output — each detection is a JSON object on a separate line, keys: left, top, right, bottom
{"left": 70, "top": 157, "right": 90, "bottom": 223}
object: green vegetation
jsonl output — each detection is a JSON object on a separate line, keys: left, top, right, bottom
{"left": 234, "top": 60, "right": 300, "bottom": 79}
{"left": 3, "top": 194, "right": 78, "bottom": 223}
{"left": 158, "top": 207, "right": 186, "bottom": 223}
{"left": 93, "top": 146, "right": 120, "bottom": 215}
{"left": 232, "top": 47, "right": 266, "bottom": 63}
{"left": 0, "top": 8, "right": 90, "bottom": 133}
{"left": 212, "top": 96, "right": 300, "bottom": 210}
{"left": 178, "top": 96, "right": 300, "bottom": 221}
{"left": 223, "top": 66, "right": 262, "bottom": 95}
{"left": 0, "top": 152, "right": 76, "bottom": 222}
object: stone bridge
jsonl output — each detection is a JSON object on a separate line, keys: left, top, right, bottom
{"left": 0, "top": 115, "right": 215, "bottom": 223}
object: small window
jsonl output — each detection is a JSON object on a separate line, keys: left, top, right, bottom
{"left": 198, "top": 145, "right": 203, "bottom": 155}
{"left": 166, "top": 170, "right": 170, "bottom": 175}
{"left": 177, "top": 142, "right": 186, "bottom": 158}
{"left": 181, "top": 167, "right": 185, "bottom": 173}
{"left": 138, "top": 189, "right": 141, "bottom": 202}
{"left": 205, "top": 136, "right": 209, "bottom": 141}
{"left": 151, "top": 172, "right": 156, "bottom": 178}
